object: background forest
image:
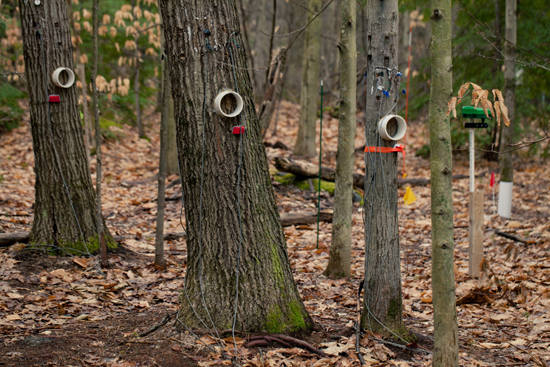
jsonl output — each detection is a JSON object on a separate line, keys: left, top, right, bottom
{"left": 2, "top": 0, "right": 549, "bottom": 155}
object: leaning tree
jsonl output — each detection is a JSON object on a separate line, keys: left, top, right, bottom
{"left": 160, "top": 0, "right": 312, "bottom": 333}
{"left": 19, "top": 0, "right": 114, "bottom": 252}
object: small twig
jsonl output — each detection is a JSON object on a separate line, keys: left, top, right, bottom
{"left": 138, "top": 311, "right": 176, "bottom": 337}
{"left": 371, "top": 337, "right": 432, "bottom": 354}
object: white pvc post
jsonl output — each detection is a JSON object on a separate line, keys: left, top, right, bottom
{"left": 469, "top": 127, "right": 475, "bottom": 193}
{"left": 498, "top": 181, "right": 513, "bottom": 218}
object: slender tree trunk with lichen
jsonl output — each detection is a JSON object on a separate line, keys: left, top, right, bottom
{"left": 499, "top": 0, "right": 516, "bottom": 181}
{"left": 428, "top": 1, "right": 459, "bottom": 365}
{"left": 154, "top": 54, "right": 169, "bottom": 270}
{"left": 19, "top": 0, "right": 114, "bottom": 254}
{"left": 361, "top": 0, "right": 406, "bottom": 338}
{"left": 324, "top": 0, "right": 356, "bottom": 278}
{"left": 160, "top": 0, "right": 312, "bottom": 333}
{"left": 294, "top": 0, "right": 322, "bottom": 156}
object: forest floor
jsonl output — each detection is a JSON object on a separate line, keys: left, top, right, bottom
{"left": 1, "top": 101, "right": 550, "bottom": 366}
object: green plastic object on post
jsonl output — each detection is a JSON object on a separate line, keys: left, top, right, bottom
{"left": 461, "top": 106, "right": 492, "bottom": 119}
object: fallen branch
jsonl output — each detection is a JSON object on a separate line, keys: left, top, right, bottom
{"left": 0, "top": 210, "right": 332, "bottom": 248}
{"left": 274, "top": 157, "right": 490, "bottom": 189}
{"left": 244, "top": 334, "right": 327, "bottom": 357}
{"left": 0, "top": 231, "right": 187, "bottom": 248}
{"left": 495, "top": 230, "right": 534, "bottom": 244}
{"left": 138, "top": 311, "right": 176, "bottom": 337}
{"left": 280, "top": 211, "right": 332, "bottom": 226}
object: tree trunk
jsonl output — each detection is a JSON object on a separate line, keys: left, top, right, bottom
{"left": 324, "top": 0, "right": 356, "bottom": 278}
{"left": 160, "top": 0, "right": 312, "bottom": 333}
{"left": 428, "top": 2, "right": 459, "bottom": 366}
{"left": 361, "top": 0, "right": 405, "bottom": 337}
{"left": 155, "top": 53, "right": 169, "bottom": 270}
{"left": 294, "top": 0, "right": 322, "bottom": 157}
{"left": 166, "top": 79, "right": 179, "bottom": 174}
{"left": 19, "top": 0, "right": 114, "bottom": 253}
{"left": 499, "top": 0, "right": 516, "bottom": 182}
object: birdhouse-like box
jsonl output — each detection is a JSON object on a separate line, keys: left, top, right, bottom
{"left": 462, "top": 106, "right": 491, "bottom": 128}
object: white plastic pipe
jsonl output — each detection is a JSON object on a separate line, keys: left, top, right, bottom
{"left": 469, "top": 128, "right": 475, "bottom": 193}
{"left": 51, "top": 67, "right": 75, "bottom": 88}
{"left": 378, "top": 114, "right": 407, "bottom": 141}
{"left": 214, "top": 89, "right": 243, "bottom": 118}
{"left": 498, "top": 181, "right": 513, "bottom": 218}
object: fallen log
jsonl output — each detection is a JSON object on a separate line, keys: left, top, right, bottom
{"left": 0, "top": 232, "right": 29, "bottom": 247}
{"left": 0, "top": 212, "right": 331, "bottom": 247}
{"left": 280, "top": 211, "right": 333, "bottom": 226}
{"left": 274, "top": 156, "right": 478, "bottom": 189}
{"left": 0, "top": 231, "right": 187, "bottom": 248}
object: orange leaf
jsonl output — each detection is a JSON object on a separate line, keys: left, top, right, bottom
{"left": 447, "top": 96, "right": 457, "bottom": 118}
{"left": 494, "top": 101, "right": 502, "bottom": 127}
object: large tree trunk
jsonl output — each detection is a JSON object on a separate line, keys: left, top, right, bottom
{"left": 361, "top": 0, "right": 405, "bottom": 336}
{"left": 19, "top": 0, "right": 114, "bottom": 253}
{"left": 428, "top": 2, "right": 459, "bottom": 365}
{"left": 324, "top": 0, "right": 356, "bottom": 278}
{"left": 160, "top": 0, "right": 312, "bottom": 333}
{"left": 499, "top": 0, "right": 516, "bottom": 181}
{"left": 293, "top": 0, "right": 322, "bottom": 157}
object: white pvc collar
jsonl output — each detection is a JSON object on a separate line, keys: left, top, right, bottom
{"left": 52, "top": 67, "right": 75, "bottom": 88}
{"left": 378, "top": 114, "right": 407, "bottom": 141}
{"left": 214, "top": 89, "right": 243, "bottom": 118}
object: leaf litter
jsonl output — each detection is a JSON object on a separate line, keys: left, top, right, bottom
{"left": 0, "top": 101, "right": 549, "bottom": 366}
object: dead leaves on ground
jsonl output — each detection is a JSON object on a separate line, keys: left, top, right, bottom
{"left": 447, "top": 82, "right": 511, "bottom": 126}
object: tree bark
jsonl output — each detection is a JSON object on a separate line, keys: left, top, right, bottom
{"left": 293, "top": 0, "right": 322, "bottom": 156}
{"left": 428, "top": 2, "right": 459, "bottom": 365}
{"left": 166, "top": 79, "right": 179, "bottom": 174}
{"left": 324, "top": 0, "right": 356, "bottom": 278}
{"left": 499, "top": 0, "right": 516, "bottom": 182}
{"left": 19, "top": 0, "right": 113, "bottom": 253}
{"left": 160, "top": 0, "right": 312, "bottom": 333}
{"left": 361, "top": 0, "right": 405, "bottom": 337}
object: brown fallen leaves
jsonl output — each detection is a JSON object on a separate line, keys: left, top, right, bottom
{"left": 2, "top": 101, "right": 550, "bottom": 366}
{"left": 447, "top": 82, "right": 511, "bottom": 126}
